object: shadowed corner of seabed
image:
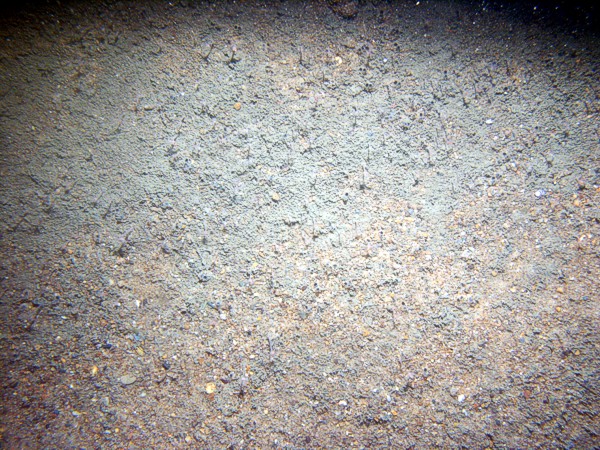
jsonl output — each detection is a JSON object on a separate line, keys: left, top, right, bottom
{"left": 478, "top": 0, "right": 600, "bottom": 33}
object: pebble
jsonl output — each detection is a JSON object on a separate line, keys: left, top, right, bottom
{"left": 330, "top": 0, "right": 358, "bottom": 18}
{"left": 206, "top": 382, "right": 216, "bottom": 394}
{"left": 457, "top": 394, "right": 466, "bottom": 403}
{"left": 459, "top": 248, "right": 473, "bottom": 259}
{"left": 119, "top": 374, "right": 137, "bottom": 386}
{"left": 272, "top": 192, "right": 281, "bottom": 202}
{"left": 233, "top": 102, "right": 242, "bottom": 110}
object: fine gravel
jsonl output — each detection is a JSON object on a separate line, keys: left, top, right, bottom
{"left": 0, "top": 0, "right": 598, "bottom": 448}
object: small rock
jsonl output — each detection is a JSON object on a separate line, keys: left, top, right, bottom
{"left": 460, "top": 248, "right": 473, "bottom": 259}
{"left": 272, "top": 192, "right": 281, "bottom": 202}
{"left": 342, "top": 38, "right": 356, "bottom": 49}
{"left": 233, "top": 102, "right": 242, "bottom": 110}
{"left": 206, "top": 382, "right": 216, "bottom": 394}
{"left": 329, "top": 0, "right": 358, "bottom": 18}
{"left": 457, "top": 394, "right": 466, "bottom": 403}
{"left": 197, "top": 271, "right": 213, "bottom": 283}
{"left": 119, "top": 374, "right": 137, "bottom": 386}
